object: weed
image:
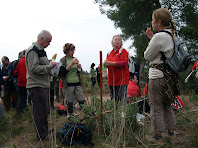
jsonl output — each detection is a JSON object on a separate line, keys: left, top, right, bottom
{"left": 189, "top": 92, "right": 198, "bottom": 102}
{"left": 78, "top": 97, "right": 142, "bottom": 147}
{"left": 10, "top": 126, "right": 25, "bottom": 138}
{"left": 1, "top": 74, "right": 198, "bottom": 147}
{"left": 0, "top": 117, "right": 8, "bottom": 145}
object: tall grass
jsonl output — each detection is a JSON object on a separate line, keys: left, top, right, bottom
{"left": 176, "top": 95, "right": 198, "bottom": 147}
{"left": 1, "top": 72, "right": 198, "bottom": 147}
{"left": 70, "top": 97, "right": 141, "bottom": 147}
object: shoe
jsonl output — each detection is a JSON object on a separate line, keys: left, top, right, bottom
{"left": 42, "top": 135, "right": 49, "bottom": 141}
{"left": 145, "top": 135, "right": 164, "bottom": 144}
{"left": 74, "top": 103, "right": 78, "bottom": 108}
{"left": 168, "top": 131, "right": 180, "bottom": 136}
{"left": 136, "top": 113, "right": 145, "bottom": 125}
{"left": 67, "top": 113, "right": 78, "bottom": 118}
{"left": 37, "top": 135, "right": 49, "bottom": 141}
{"left": 41, "top": 132, "right": 55, "bottom": 141}
{"left": 48, "top": 127, "right": 54, "bottom": 134}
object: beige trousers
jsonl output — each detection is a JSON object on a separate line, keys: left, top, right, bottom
{"left": 148, "top": 78, "right": 176, "bottom": 135}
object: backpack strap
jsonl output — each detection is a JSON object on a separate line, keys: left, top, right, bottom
{"left": 159, "top": 30, "right": 173, "bottom": 37}
{"left": 119, "top": 47, "right": 124, "bottom": 55}
{"left": 32, "top": 45, "right": 47, "bottom": 57}
{"left": 107, "top": 47, "right": 124, "bottom": 56}
{"left": 158, "top": 30, "right": 174, "bottom": 71}
{"left": 160, "top": 51, "right": 167, "bottom": 71}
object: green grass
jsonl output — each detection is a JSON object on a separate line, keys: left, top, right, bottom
{"left": 1, "top": 94, "right": 198, "bottom": 147}
{"left": 1, "top": 75, "right": 198, "bottom": 147}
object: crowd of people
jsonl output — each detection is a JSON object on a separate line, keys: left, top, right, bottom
{"left": 0, "top": 8, "right": 184, "bottom": 143}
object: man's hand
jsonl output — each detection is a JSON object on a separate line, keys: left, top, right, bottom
{"left": 1, "top": 85, "right": 4, "bottom": 90}
{"left": 3, "top": 76, "right": 9, "bottom": 81}
{"left": 104, "top": 60, "right": 115, "bottom": 67}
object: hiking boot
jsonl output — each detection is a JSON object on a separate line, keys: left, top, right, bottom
{"left": 37, "top": 135, "right": 49, "bottom": 141}
{"left": 168, "top": 131, "right": 180, "bottom": 136}
{"left": 145, "top": 135, "right": 164, "bottom": 145}
{"left": 42, "top": 135, "right": 50, "bottom": 141}
{"left": 67, "top": 113, "right": 78, "bottom": 118}
{"left": 41, "top": 132, "right": 55, "bottom": 141}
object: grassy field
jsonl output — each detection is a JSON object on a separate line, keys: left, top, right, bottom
{"left": 0, "top": 79, "right": 198, "bottom": 147}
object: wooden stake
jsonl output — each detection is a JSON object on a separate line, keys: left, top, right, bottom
{"left": 100, "top": 51, "right": 103, "bottom": 135}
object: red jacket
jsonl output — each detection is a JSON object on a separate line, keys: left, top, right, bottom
{"left": 127, "top": 81, "right": 141, "bottom": 98}
{"left": 143, "top": 84, "right": 148, "bottom": 96}
{"left": 106, "top": 47, "right": 129, "bottom": 86}
{"left": 14, "top": 56, "right": 27, "bottom": 86}
{"left": 59, "top": 79, "right": 63, "bottom": 89}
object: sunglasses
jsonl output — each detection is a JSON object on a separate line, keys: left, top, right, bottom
{"left": 70, "top": 49, "right": 75, "bottom": 52}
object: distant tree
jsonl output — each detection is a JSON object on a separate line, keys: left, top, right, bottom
{"left": 94, "top": 0, "right": 198, "bottom": 82}
{"left": 161, "top": 0, "right": 198, "bottom": 59}
{"left": 94, "top": 0, "right": 161, "bottom": 80}
{"left": 180, "top": 0, "right": 198, "bottom": 60}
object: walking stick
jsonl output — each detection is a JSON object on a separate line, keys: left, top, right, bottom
{"left": 80, "top": 71, "right": 90, "bottom": 106}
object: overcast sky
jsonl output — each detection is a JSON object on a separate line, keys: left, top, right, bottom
{"left": 0, "top": 0, "right": 134, "bottom": 72}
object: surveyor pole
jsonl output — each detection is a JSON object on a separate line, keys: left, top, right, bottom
{"left": 100, "top": 51, "right": 103, "bottom": 135}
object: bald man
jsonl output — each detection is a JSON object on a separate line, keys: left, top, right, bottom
{"left": 26, "top": 30, "right": 57, "bottom": 141}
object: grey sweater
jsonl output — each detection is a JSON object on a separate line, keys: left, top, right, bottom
{"left": 25, "top": 42, "right": 53, "bottom": 89}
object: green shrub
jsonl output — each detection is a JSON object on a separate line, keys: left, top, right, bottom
{"left": 78, "top": 97, "right": 141, "bottom": 147}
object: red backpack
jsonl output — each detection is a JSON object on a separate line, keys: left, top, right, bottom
{"left": 56, "top": 105, "right": 67, "bottom": 115}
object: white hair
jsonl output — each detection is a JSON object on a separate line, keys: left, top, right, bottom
{"left": 37, "top": 30, "right": 51, "bottom": 40}
{"left": 111, "top": 35, "right": 123, "bottom": 46}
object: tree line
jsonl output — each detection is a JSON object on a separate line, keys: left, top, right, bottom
{"left": 94, "top": 0, "right": 198, "bottom": 92}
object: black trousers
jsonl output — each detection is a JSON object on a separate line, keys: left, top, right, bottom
{"left": 91, "top": 77, "right": 96, "bottom": 87}
{"left": 4, "top": 88, "right": 18, "bottom": 111}
{"left": 17, "top": 86, "right": 27, "bottom": 113}
{"left": 109, "top": 85, "right": 127, "bottom": 109}
{"left": 50, "top": 88, "right": 54, "bottom": 109}
{"left": 29, "top": 87, "right": 49, "bottom": 140}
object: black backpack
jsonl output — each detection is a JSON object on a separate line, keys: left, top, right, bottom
{"left": 159, "top": 30, "right": 192, "bottom": 73}
{"left": 58, "top": 122, "right": 94, "bottom": 146}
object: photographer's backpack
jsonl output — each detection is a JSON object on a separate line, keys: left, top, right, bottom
{"left": 159, "top": 30, "right": 192, "bottom": 73}
{"left": 58, "top": 122, "right": 94, "bottom": 146}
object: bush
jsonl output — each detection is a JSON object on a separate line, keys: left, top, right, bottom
{"left": 78, "top": 97, "right": 141, "bottom": 147}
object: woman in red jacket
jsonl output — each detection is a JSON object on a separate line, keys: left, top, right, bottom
{"left": 104, "top": 35, "right": 129, "bottom": 108}
{"left": 127, "top": 75, "right": 141, "bottom": 101}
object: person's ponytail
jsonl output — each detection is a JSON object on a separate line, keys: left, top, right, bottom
{"left": 170, "top": 19, "right": 177, "bottom": 40}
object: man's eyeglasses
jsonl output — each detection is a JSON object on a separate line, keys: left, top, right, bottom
{"left": 43, "top": 38, "right": 51, "bottom": 43}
